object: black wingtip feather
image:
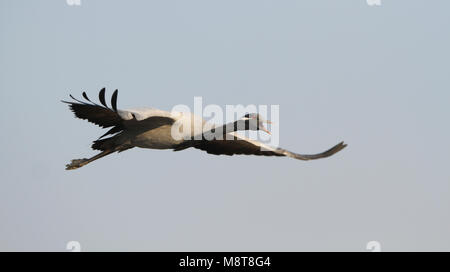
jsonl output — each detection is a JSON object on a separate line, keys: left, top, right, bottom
{"left": 111, "top": 89, "right": 118, "bottom": 112}
{"left": 82, "top": 92, "right": 89, "bottom": 101}
{"left": 82, "top": 91, "right": 98, "bottom": 106}
{"left": 99, "top": 88, "right": 107, "bottom": 108}
{"left": 69, "top": 94, "right": 87, "bottom": 104}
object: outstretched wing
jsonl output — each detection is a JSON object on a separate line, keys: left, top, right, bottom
{"left": 183, "top": 133, "right": 347, "bottom": 161}
{"left": 63, "top": 88, "right": 120, "bottom": 127}
{"left": 62, "top": 88, "right": 175, "bottom": 140}
{"left": 62, "top": 88, "right": 125, "bottom": 139}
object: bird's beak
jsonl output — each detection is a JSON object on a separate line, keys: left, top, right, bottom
{"left": 260, "top": 120, "right": 272, "bottom": 135}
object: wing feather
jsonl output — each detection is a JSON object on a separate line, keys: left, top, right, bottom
{"left": 63, "top": 89, "right": 175, "bottom": 140}
{"left": 180, "top": 133, "right": 346, "bottom": 161}
{"left": 111, "top": 89, "right": 118, "bottom": 112}
{"left": 99, "top": 88, "right": 108, "bottom": 107}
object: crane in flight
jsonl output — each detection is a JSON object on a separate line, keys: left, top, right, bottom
{"left": 63, "top": 88, "right": 347, "bottom": 170}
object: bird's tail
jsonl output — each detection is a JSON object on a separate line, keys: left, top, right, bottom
{"left": 92, "top": 137, "right": 116, "bottom": 151}
{"left": 91, "top": 132, "right": 133, "bottom": 152}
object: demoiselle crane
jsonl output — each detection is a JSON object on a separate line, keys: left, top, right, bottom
{"left": 63, "top": 89, "right": 346, "bottom": 170}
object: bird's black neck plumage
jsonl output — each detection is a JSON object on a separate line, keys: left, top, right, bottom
{"left": 204, "top": 120, "right": 250, "bottom": 140}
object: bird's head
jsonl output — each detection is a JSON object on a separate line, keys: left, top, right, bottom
{"left": 239, "top": 113, "right": 272, "bottom": 134}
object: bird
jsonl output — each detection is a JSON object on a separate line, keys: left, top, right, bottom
{"left": 62, "top": 88, "right": 347, "bottom": 170}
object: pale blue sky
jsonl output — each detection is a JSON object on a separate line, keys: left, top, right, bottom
{"left": 1, "top": 0, "right": 449, "bottom": 251}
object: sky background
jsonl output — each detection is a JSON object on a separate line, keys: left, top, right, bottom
{"left": 1, "top": 0, "right": 449, "bottom": 251}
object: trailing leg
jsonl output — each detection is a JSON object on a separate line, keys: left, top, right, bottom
{"left": 65, "top": 149, "right": 115, "bottom": 170}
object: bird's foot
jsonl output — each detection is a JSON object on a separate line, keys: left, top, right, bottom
{"left": 65, "top": 158, "right": 89, "bottom": 170}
